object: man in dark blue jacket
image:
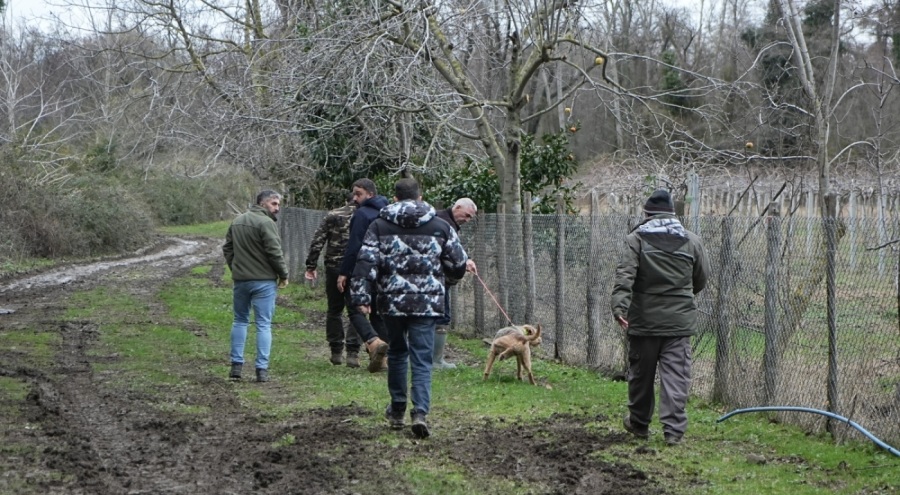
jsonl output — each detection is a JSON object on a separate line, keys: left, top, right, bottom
{"left": 337, "top": 178, "right": 390, "bottom": 372}
{"left": 350, "top": 178, "right": 468, "bottom": 438}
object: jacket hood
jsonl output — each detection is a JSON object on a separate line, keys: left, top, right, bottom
{"left": 360, "top": 195, "right": 389, "bottom": 211}
{"left": 634, "top": 214, "right": 688, "bottom": 253}
{"left": 380, "top": 200, "right": 436, "bottom": 228}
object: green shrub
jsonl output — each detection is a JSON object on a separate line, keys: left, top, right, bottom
{"left": 0, "top": 173, "right": 155, "bottom": 259}
{"left": 139, "top": 171, "right": 256, "bottom": 226}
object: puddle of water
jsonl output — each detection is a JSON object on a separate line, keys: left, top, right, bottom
{"left": 0, "top": 239, "right": 214, "bottom": 293}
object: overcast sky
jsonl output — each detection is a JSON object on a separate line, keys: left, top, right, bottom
{"left": 7, "top": 0, "right": 55, "bottom": 19}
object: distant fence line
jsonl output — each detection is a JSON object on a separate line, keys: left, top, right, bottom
{"left": 280, "top": 194, "right": 900, "bottom": 444}
{"left": 602, "top": 186, "right": 900, "bottom": 219}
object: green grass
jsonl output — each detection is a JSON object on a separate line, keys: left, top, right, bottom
{"left": 3, "top": 220, "right": 897, "bottom": 494}
{"left": 158, "top": 220, "right": 230, "bottom": 237}
{"left": 0, "top": 328, "right": 59, "bottom": 368}
{"left": 0, "top": 257, "right": 55, "bottom": 278}
{"left": 155, "top": 266, "right": 900, "bottom": 493}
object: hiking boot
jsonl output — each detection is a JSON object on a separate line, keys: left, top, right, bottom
{"left": 229, "top": 363, "right": 242, "bottom": 379}
{"left": 365, "top": 338, "right": 388, "bottom": 373}
{"left": 380, "top": 355, "right": 388, "bottom": 372}
{"left": 330, "top": 350, "right": 343, "bottom": 366}
{"left": 623, "top": 413, "right": 649, "bottom": 439}
{"left": 256, "top": 368, "right": 269, "bottom": 383}
{"left": 384, "top": 404, "right": 405, "bottom": 430}
{"left": 346, "top": 352, "right": 360, "bottom": 368}
{"left": 664, "top": 434, "right": 683, "bottom": 446}
{"left": 411, "top": 412, "right": 430, "bottom": 439}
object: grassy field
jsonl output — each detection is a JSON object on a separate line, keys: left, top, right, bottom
{"left": 1, "top": 221, "right": 898, "bottom": 494}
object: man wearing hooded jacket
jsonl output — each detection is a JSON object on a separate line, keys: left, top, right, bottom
{"left": 611, "top": 189, "right": 709, "bottom": 446}
{"left": 337, "top": 178, "right": 391, "bottom": 372}
{"left": 351, "top": 178, "right": 468, "bottom": 438}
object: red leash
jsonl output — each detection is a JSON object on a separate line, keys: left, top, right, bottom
{"left": 473, "top": 272, "right": 514, "bottom": 326}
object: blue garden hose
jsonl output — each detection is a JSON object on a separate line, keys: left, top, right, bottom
{"left": 716, "top": 406, "right": 900, "bottom": 457}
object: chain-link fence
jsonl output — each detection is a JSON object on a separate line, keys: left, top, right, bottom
{"left": 280, "top": 207, "right": 900, "bottom": 443}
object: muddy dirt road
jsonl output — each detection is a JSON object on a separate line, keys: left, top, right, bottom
{"left": 0, "top": 236, "right": 665, "bottom": 495}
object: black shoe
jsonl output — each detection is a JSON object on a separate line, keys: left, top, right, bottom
{"left": 411, "top": 412, "right": 429, "bottom": 439}
{"left": 384, "top": 404, "right": 405, "bottom": 430}
{"left": 665, "top": 434, "right": 683, "bottom": 446}
{"left": 623, "top": 413, "right": 649, "bottom": 439}
{"left": 256, "top": 368, "right": 269, "bottom": 383}
{"left": 229, "top": 363, "right": 242, "bottom": 379}
{"left": 330, "top": 350, "right": 343, "bottom": 366}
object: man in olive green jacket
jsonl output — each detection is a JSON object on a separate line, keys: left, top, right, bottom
{"left": 223, "top": 190, "right": 289, "bottom": 383}
{"left": 611, "top": 189, "right": 709, "bottom": 445}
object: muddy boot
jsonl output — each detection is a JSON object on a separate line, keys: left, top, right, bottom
{"left": 365, "top": 337, "right": 388, "bottom": 373}
{"left": 433, "top": 328, "right": 456, "bottom": 370}
{"left": 346, "top": 352, "right": 360, "bottom": 368}
{"left": 256, "top": 368, "right": 269, "bottom": 383}
{"left": 330, "top": 349, "right": 343, "bottom": 366}
{"left": 229, "top": 363, "right": 242, "bottom": 379}
{"left": 411, "top": 412, "right": 430, "bottom": 438}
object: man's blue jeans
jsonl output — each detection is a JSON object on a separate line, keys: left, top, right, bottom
{"left": 383, "top": 316, "right": 436, "bottom": 415}
{"left": 230, "top": 279, "right": 276, "bottom": 370}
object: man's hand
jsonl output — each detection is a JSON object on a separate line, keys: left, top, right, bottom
{"left": 337, "top": 275, "right": 347, "bottom": 293}
{"left": 304, "top": 270, "right": 317, "bottom": 281}
{"left": 615, "top": 315, "right": 628, "bottom": 329}
{"left": 277, "top": 278, "right": 289, "bottom": 289}
{"left": 358, "top": 305, "right": 371, "bottom": 315}
{"left": 466, "top": 259, "right": 478, "bottom": 274}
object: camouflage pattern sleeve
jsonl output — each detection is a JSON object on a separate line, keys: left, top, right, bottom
{"left": 305, "top": 213, "right": 332, "bottom": 271}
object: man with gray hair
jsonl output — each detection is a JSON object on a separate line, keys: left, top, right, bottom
{"left": 433, "top": 198, "right": 478, "bottom": 369}
{"left": 223, "top": 190, "right": 289, "bottom": 383}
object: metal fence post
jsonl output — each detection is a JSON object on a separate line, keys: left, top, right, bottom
{"left": 523, "top": 192, "right": 536, "bottom": 324}
{"left": 825, "top": 194, "right": 839, "bottom": 433}
{"left": 497, "top": 203, "right": 509, "bottom": 327}
{"left": 713, "top": 216, "right": 734, "bottom": 404}
{"left": 763, "top": 202, "right": 782, "bottom": 405}
{"left": 586, "top": 190, "right": 601, "bottom": 366}
{"left": 474, "top": 210, "right": 486, "bottom": 335}
{"left": 555, "top": 194, "right": 566, "bottom": 360}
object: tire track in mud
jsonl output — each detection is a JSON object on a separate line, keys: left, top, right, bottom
{"left": 0, "top": 236, "right": 256, "bottom": 494}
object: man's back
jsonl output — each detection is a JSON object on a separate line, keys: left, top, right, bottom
{"left": 306, "top": 203, "right": 355, "bottom": 270}
{"left": 611, "top": 214, "right": 708, "bottom": 337}
{"left": 351, "top": 200, "right": 467, "bottom": 318}
{"left": 224, "top": 205, "right": 288, "bottom": 282}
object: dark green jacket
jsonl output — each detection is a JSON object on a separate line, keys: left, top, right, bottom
{"left": 305, "top": 203, "right": 355, "bottom": 271}
{"left": 611, "top": 214, "right": 709, "bottom": 337}
{"left": 223, "top": 205, "right": 289, "bottom": 282}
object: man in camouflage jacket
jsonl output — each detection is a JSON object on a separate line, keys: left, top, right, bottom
{"left": 305, "top": 199, "right": 359, "bottom": 367}
{"left": 350, "top": 178, "right": 468, "bottom": 438}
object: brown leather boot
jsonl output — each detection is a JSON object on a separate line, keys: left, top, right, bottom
{"left": 365, "top": 338, "right": 388, "bottom": 373}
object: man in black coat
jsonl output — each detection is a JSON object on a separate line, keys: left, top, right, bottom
{"left": 433, "top": 198, "right": 478, "bottom": 369}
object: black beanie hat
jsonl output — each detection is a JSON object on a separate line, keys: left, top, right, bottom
{"left": 643, "top": 189, "right": 675, "bottom": 214}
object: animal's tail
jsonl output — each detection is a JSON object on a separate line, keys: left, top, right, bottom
{"left": 526, "top": 324, "right": 542, "bottom": 342}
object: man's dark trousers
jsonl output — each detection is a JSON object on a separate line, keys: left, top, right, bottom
{"left": 626, "top": 335, "right": 691, "bottom": 438}
{"left": 325, "top": 267, "right": 359, "bottom": 353}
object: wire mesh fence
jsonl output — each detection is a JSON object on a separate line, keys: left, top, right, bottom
{"left": 280, "top": 206, "right": 900, "bottom": 443}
